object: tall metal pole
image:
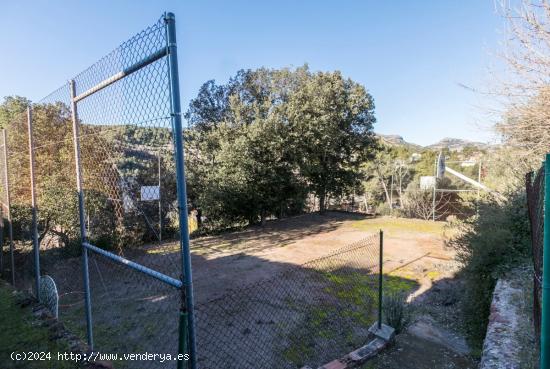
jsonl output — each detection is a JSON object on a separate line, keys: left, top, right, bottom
{"left": 432, "top": 158, "right": 437, "bottom": 222}
{"left": 477, "top": 160, "right": 482, "bottom": 200}
{"left": 541, "top": 154, "right": 550, "bottom": 369}
{"left": 378, "top": 229, "right": 383, "bottom": 329}
{"left": 2, "top": 130, "right": 15, "bottom": 286}
{"left": 27, "top": 107, "right": 40, "bottom": 299}
{"left": 165, "top": 12, "right": 197, "bottom": 369}
{"left": 69, "top": 79, "right": 94, "bottom": 349}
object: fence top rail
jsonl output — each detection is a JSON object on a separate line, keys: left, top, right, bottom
{"left": 72, "top": 47, "right": 169, "bottom": 104}
{"left": 70, "top": 16, "right": 167, "bottom": 98}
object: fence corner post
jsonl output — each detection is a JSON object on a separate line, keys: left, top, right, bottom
{"left": 164, "top": 11, "right": 197, "bottom": 369}
{"left": 541, "top": 154, "right": 550, "bottom": 368}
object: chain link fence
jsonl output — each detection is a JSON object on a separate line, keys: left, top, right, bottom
{"left": 526, "top": 166, "right": 544, "bottom": 343}
{"left": 0, "top": 12, "right": 196, "bottom": 369}
{"left": 195, "top": 235, "right": 381, "bottom": 369}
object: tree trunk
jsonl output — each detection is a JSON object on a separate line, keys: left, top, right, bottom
{"left": 319, "top": 191, "right": 326, "bottom": 214}
{"left": 196, "top": 208, "right": 202, "bottom": 229}
{"left": 379, "top": 177, "right": 391, "bottom": 207}
{"left": 260, "top": 209, "right": 267, "bottom": 226}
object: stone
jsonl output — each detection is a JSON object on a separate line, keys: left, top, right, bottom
{"left": 348, "top": 337, "right": 386, "bottom": 362}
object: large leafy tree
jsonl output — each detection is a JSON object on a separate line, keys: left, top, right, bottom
{"left": 185, "top": 66, "right": 378, "bottom": 225}
{"left": 286, "top": 70, "right": 377, "bottom": 212}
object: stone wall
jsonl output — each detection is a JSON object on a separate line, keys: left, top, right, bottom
{"left": 479, "top": 269, "right": 536, "bottom": 369}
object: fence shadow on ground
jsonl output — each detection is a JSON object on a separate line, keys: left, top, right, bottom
{"left": 34, "top": 233, "right": 417, "bottom": 369}
{"left": 5, "top": 232, "right": 417, "bottom": 369}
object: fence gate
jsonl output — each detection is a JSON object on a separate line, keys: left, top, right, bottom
{"left": 0, "top": 13, "right": 196, "bottom": 369}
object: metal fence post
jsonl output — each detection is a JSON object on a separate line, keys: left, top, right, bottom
{"left": 165, "top": 12, "right": 197, "bottom": 369}
{"left": 2, "top": 130, "right": 15, "bottom": 286}
{"left": 27, "top": 107, "right": 41, "bottom": 299}
{"left": 541, "top": 154, "right": 550, "bottom": 368}
{"left": 378, "top": 229, "right": 383, "bottom": 329}
{"left": 69, "top": 79, "right": 94, "bottom": 349}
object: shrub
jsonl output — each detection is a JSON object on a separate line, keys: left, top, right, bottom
{"left": 383, "top": 291, "right": 412, "bottom": 333}
{"left": 448, "top": 190, "right": 531, "bottom": 351}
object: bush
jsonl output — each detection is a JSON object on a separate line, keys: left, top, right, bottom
{"left": 448, "top": 190, "right": 531, "bottom": 350}
{"left": 383, "top": 291, "right": 412, "bottom": 333}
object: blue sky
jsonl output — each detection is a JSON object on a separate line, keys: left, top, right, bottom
{"left": 0, "top": 1, "right": 503, "bottom": 146}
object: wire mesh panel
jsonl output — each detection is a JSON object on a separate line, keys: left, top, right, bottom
{"left": 195, "top": 235, "right": 380, "bottom": 369}
{"left": 526, "top": 167, "right": 545, "bottom": 342}
{"left": 30, "top": 85, "right": 86, "bottom": 338}
{"left": 68, "top": 15, "right": 185, "bottom": 365}
{"left": 0, "top": 14, "right": 188, "bottom": 368}
{"left": 0, "top": 111, "right": 36, "bottom": 293}
{"left": 0, "top": 129, "right": 14, "bottom": 284}
{"left": 74, "top": 17, "right": 178, "bottom": 271}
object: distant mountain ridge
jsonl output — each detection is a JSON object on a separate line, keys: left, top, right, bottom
{"left": 376, "top": 134, "right": 491, "bottom": 152}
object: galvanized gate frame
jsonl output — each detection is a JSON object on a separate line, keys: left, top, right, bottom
{"left": 65, "top": 12, "right": 196, "bottom": 369}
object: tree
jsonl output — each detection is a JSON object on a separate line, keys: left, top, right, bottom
{"left": 0, "top": 96, "right": 30, "bottom": 128}
{"left": 185, "top": 67, "right": 310, "bottom": 227}
{"left": 286, "top": 70, "right": 377, "bottom": 213}
{"left": 184, "top": 66, "right": 378, "bottom": 226}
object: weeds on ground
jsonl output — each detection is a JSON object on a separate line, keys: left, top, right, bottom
{"left": 281, "top": 271, "right": 418, "bottom": 367}
{"left": 0, "top": 281, "right": 76, "bottom": 369}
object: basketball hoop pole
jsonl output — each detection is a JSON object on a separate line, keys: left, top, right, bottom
{"left": 432, "top": 157, "right": 437, "bottom": 221}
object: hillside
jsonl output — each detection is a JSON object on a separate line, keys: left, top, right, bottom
{"left": 377, "top": 134, "right": 491, "bottom": 152}
{"left": 426, "top": 137, "right": 490, "bottom": 151}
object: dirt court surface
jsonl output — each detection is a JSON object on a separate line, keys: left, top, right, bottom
{"left": 44, "top": 211, "right": 468, "bottom": 369}
{"left": 188, "top": 212, "right": 455, "bottom": 304}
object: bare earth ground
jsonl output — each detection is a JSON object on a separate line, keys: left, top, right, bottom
{"left": 41, "top": 212, "right": 475, "bottom": 368}
{"left": 190, "top": 212, "right": 450, "bottom": 303}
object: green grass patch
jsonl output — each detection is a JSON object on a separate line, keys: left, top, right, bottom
{"left": 350, "top": 216, "right": 445, "bottom": 236}
{"left": 0, "top": 282, "right": 76, "bottom": 369}
{"left": 280, "top": 270, "right": 419, "bottom": 367}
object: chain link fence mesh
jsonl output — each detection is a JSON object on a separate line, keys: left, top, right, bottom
{"left": 195, "top": 235, "right": 380, "bottom": 369}
{"left": 1, "top": 14, "right": 187, "bottom": 368}
{"left": 526, "top": 167, "right": 544, "bottom": 342}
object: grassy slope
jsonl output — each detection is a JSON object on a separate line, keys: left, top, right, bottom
{"left": 0, "top": 282, "right": 76, "bottom": 369}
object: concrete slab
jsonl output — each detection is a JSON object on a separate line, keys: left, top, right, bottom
{"left": 408, "top": 315, "right": 470, "bottom": 356}
{"left": 368, "top": 322, "right": 396, "bottom": 342}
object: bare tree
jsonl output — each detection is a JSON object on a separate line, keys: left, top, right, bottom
{"left": 494, "top": 0, "right": 550, "bottom": 164}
